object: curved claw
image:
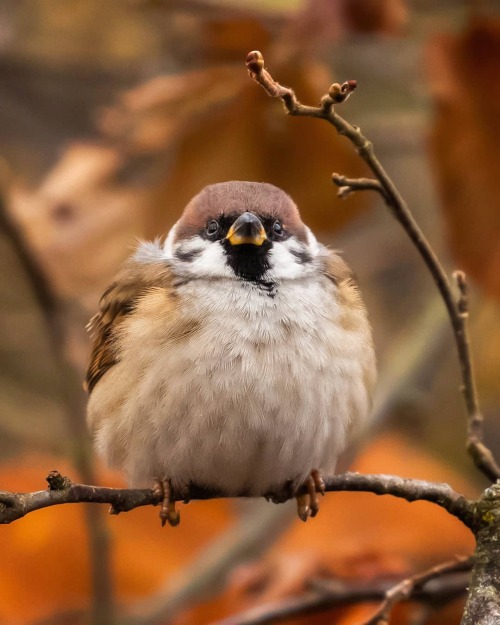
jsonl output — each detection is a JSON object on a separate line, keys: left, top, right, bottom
{"left": 296, "top": 493, "right": 312, "bottom": 522}
{"left": 295, "top": 470, "right": 325, "bottom": 522}
{"left": 154, "top": 478, "right": 180, "bottom": 527}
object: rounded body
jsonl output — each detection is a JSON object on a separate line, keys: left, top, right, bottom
{"left": 87, "top": 244, "right": 375, "bottom": 495}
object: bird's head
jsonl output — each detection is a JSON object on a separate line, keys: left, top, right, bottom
{"left": 165, "top": 181, "right": 319, "bottom": 284}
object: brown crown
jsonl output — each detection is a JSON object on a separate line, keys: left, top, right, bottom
{"left": 174, "top": 181, "right": 307, "bottom": 243}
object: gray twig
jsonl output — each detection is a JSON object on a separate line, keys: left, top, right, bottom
{"left": 360, "top": 556, "right": 472, "bottom": 625}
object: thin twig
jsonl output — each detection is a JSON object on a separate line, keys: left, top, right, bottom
{"left": 331, "top": 174, "right": 387, "bottom": 200}
{"left": 245, "top": 50, "right": 500, "bottom": 483}
{"left": 211, "top": 557, "right": 472, "bottom": 625}
{"left": 0, "top": 470, "right": 476, "bottom": 529}
{"left": 360, "top": 557, "right": 473, "bottom": 625}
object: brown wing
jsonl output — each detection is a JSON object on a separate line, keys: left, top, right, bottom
{"left": 321, "top": 249, "right": 369, "bottom": 324}
{"left": 322, "top": 250, "right": 357, "bottom": 291}
{"left": 85, "top": 258, "right": 173, "bottom": 393}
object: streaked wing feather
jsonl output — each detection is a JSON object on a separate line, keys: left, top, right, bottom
{"left": 85, "top": 259, "right": 173, "bottom": 393}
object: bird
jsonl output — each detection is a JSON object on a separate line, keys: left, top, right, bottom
{"left": 86, "top": 181, "right": 376, "bottom": 526}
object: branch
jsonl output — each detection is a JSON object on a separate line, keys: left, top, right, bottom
{"left": 461, "top": 482, "right": 500, "bottom": 624}
{"left": 322, "top": 473, "right": 475, "bottom": 528}
{"left": 0, "top": 470, "right": 475, "bottom": 529}
{"left": 211, "top": 556, "right": 472, "bottom": 625}
{"left": 246, "top": 50, "right": 500, "bottom": 483}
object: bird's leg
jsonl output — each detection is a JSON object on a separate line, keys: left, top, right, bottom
{"left": 296, "top": 469, "right": 325, "bottom": 522}
{"left": 153, "top": 478, "right": 180, "bottom": 527}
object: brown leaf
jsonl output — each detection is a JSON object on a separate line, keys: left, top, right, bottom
{"left": 428, "top": 18, "right": 500, "bottom": 300}
{"left": 7, "top": 143, "right": 149, "bottom": 304}
{"left": 340, "top": 0, "right": 408, "bottom": 35}
{"left": 202, "top": 15, "right": 273, "bottom": 64}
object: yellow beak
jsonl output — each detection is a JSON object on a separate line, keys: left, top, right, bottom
{"left": 226, "top": 212, "right": 267, "bottom": 247}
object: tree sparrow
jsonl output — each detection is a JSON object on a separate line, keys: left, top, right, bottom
{"left": 86, "top": 181, "right": 376, "bottom": 526}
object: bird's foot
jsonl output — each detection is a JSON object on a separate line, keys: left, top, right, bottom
{"left": 153, "top": 478, "right": 180, "bottom": 527}
{"left": 296, "top": 469, "right": 325, "bottom": 522}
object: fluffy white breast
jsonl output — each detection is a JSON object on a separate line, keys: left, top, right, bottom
{"left": 88, "top": 245, "right": 374, "bottom": 497}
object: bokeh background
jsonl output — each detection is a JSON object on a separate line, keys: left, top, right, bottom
{"left": 1, "top": 1, "right": 499, "bottom": 624}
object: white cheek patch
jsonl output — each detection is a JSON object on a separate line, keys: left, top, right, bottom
{"left": 164, "top": 225, "right": 233, "bottom": 279}
{"left": 191, "top": 242, "right": 234, "bottom": 278}
{"left": 268, "top": 239, "right": 316, "bottom": 281}
{"left": 172, "top": 239, "right": 233, "bottom": 279}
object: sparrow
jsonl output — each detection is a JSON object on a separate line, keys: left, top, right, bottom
{"left": 86, "top": 181, "right": 376, "bottom": 526}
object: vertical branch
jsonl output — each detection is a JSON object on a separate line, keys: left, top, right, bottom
{"left": 461, "top": 483, "right": 500, "bottom": 625}
{"left": 0, "top": 194, "right": 115, "bottom": 625}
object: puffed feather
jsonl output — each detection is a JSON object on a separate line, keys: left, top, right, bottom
{"left": 85, "top": 259, "right": 174, "bottom": 393}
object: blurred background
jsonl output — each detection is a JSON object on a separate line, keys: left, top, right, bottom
{"left": 1, "top": 1, "right": 499, "bottom": 624}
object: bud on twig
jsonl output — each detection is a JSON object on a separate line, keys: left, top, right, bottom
{"left": 46, "top": 470, "right": 72, "bottom": 491}
{"left": 328, "top": 80, "right": 357, "bottom": 103}
{"left": 246, "top": 50, "right": 264, "bottom": 76}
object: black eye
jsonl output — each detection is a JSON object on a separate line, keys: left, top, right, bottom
{"left": 206, "top": 220, "right": 220, "bottom": 237}
{"left": 273, "top": 221, "right": 283, "bottom": 236}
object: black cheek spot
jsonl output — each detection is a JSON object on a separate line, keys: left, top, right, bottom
{"left": 289, "top": 249, "right": 313, "bottom": 264}
{"left": 175, "top": 248, "right": 203, "bottom": 263}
